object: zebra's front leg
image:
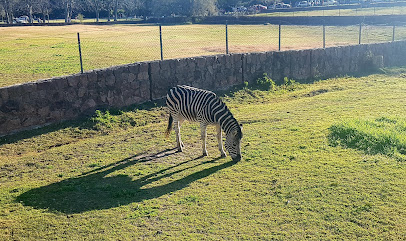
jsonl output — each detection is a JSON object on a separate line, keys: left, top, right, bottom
{"left": 200, "top": 123, "right": 208, "bottom": 156}
{"left": 216, "top": 124, "right": 227, "bottom": 158}
{"left": 175, "top": 119, "right": 184, "bottom": 152}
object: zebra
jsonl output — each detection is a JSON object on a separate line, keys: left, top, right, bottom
{"left": 165, "top": 85, "right": 243, "bottom": 162}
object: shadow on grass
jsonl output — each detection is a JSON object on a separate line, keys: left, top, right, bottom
{"left": 16, "top": 148, "right": 237, "bottom": 214}
{"left": 2, "top": 66, "right": 390, "bottom": 147}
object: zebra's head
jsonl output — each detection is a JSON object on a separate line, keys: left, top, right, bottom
{"left": 225, "top": 124, "right": 243, "bottom": 162}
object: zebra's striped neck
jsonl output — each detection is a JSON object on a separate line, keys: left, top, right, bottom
{"left": 211, "top": 99, "right": 239, "bottom": 134}
{"left": 220, "top": 114, "right": 239, "bottom": 135}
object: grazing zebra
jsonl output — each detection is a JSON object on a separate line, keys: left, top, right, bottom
{"left": 165, "top": 85, "right": 243, "bottom": 162}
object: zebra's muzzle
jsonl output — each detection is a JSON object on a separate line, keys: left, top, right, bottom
{"left": 232, "top": 154, "right": 241, "bottom": 162}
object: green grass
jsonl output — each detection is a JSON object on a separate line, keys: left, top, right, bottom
{"left": 255, "top": 6, "right": 406, "bottom": 17}
{"left": 329, "top": 117, "right": 406, "bottom": 159}
{"left": 1, "top": 68, "right": 406, "bottom": 240}
{"left": 1, "top": 24, "right": 406, "bottom": 87}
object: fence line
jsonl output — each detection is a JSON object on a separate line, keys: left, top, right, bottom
{"left": 77, "top": 22, "right": 405, "bottom": 73}
{"left": 1, "top": 22, "right": 406, "bottom": 87}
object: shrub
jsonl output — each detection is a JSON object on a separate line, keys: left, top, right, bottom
{"left": 282, "top": 77, "right": 299, "bottom": 91}
{"left": 77, "top": 14, "right": 84, "bottom": 23}
{"left": 91, "top": 110, "right": 117, "bottom": 131}
{"left": 254, "top": 73, "right": 276, "bottom": 91}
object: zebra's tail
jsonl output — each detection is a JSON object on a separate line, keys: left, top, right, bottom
{"left": 165, "top": 114, "right": 173, "bottom": 138}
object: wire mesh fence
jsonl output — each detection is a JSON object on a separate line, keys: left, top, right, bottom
{"left": 1, "top": 22, "right": 406, "bottom": 87}
{"left": 79, "top": 23, "right": 406, "bottom": 71}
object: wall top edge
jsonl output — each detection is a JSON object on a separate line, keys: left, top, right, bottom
{"left": 1, "top": 40, "right": 404, "bottom": 91}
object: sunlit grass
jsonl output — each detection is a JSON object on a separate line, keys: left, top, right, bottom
{"left": 255, "top": 6, "right": 406, "bottom": 17}
{"left": 1, "top": 68, "right": 406, "bottom": 240}
{"left": 1, "top": 24, "right": 406, "bottom": 87}
{"left": 329, "top": 117, "right": 406, "bottom": 159}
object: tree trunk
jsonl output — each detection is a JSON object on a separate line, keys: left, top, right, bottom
{"left": 65, "top": 1, "right": 69, "bottom": 23}
{"left": 69, "top": 1, "right": 73, "bottom": 23}
{"left": 5, "top": 0, "right": 14, "bottom": 24}
{"left": 114, "top": 0, "right": 118, "bottom": 21}
{"left": 29, "top": 4, "right": 33, "bottom": 23}
{"left": 6, "top": 11, "right": 12, "bottom": 24}
{"left": 96, "top": 9, "right": 100, "bottom": 22}
{"left": 65, "top": 0, "right": 73, "bottom": 23}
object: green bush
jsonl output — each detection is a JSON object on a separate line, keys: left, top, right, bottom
{"left": 254, "top": 73, "right": 276, "bottom": 91}
{"left": 282, "top": 77, "right": 299, "bottom": 91}
{"left": 77, "top": 14, "right": 85, "bottom": 23}
{"left": 91, "top": 110, "right": 117, "bottom": 131}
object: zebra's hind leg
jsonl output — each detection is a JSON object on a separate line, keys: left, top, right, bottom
{"left": 175, "top": 118, "right": 184, "bottom": 152}
{"left": 216, "top": 124, "right": 227, "bottom": 158}
{"left": 200, "top": 123, "right": 208, "bottom": 156}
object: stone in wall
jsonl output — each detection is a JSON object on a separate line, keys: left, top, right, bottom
{"left": 150, "top": 59, "right": 178, "bottom": 100}
{"left": 212, "top": 55, "right": 227, "bottom": 90}
{"left": 390, "top": 41, "right": 406, "bottom": 66}
{"left": 349, "top": 44, "right": 368, "bottom": 73}
{"left": 199, "top": 56, "right": 217, "bottom": 90}
{"left": 310, "top": 48, "right": 325, "bottom": 79}
{"left": 324, "top": 47, "right": 337, "bottom": 77}
{"left": 340, "top": 46, "right": 351, "bottom": 74}
{"left": 290, "top": 49, "right": 311, "bottom": 81}
{"left": 243, "top": 52, "right": 274, "bottom": 84}
{"left": 128, "top": 62, "right": 151, "bottom": 103}
{"left": 272, "top": 51, "right": 291, "bottom": 83}
{"left": 213, "top": 54, "right": 236, "bottom": 90}
{"left": 230, "top": 53, "right": 244, "bottom": 86}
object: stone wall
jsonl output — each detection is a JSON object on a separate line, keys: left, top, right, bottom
{"left": 1, "top": 41, "right": 406, "bottom": 136}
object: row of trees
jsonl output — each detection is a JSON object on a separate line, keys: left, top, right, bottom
{"left": 0, "top": 0, "right": 274, "bottom": 24}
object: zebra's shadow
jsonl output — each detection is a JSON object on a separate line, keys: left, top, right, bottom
{"left": 16, "top": 148, "right": 236, "bottom": 214}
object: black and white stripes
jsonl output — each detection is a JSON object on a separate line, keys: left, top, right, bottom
{"left": 165, "top": 85, "right": 242, "bottom": 161}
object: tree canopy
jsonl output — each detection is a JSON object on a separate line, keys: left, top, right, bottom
{"left": 0, "top": 0, "right": 276, "bottom": 24}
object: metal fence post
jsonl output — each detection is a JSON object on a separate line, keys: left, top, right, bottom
{"left": 323, "top": 25, "right": 326, "bottom": 48}
{"left": 226, "top": 21, "right": 229, "bottom": 54}
{"left": 392, "top": 24, "right": 396, "bottom": 42}
{"left": 77, "top": 32, "right": 83, "bottom": 74}
{"left": 159, "top": 24, "right": 163, "bottom": 61}
{"left": 359, "top": 23, "right": 362, "bottom": 45}
{"left": 278, "top": 23, "right": 281, "bottom": 51}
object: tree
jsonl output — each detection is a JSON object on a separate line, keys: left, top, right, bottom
{"left": 113, "top": 0, "right": 117, "bottom": 21}
{"left": 37, "top": 0, "right": 51, "bottom": 23}
{"left": 0, "top": 0, "right": 17, "bottom": 23}
{"left": 0, "top": 0, "right": 256, "bottom": 23}
{"left": 86, "top": 0, "right": 104, "bottom": 22}
{"left": 133, "top": 0, "right": 149, "bottom": 18}
{"left": 120, "top": 0, "right": 147, "bottom": 19}
{"left": 20, "top": 0, "right": 35, "bottom": 23}
{"left": 191, "top": 0, "right": 217, "bottom": 16}
{"left": 60, "top": 0, "right": 75, "bottom": 23}
{"left": 103, "top": 0, "right": 113, "bottom": 21}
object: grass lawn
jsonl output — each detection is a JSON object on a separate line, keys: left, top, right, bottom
{"left": 0, "top": 68, "right": 405, "bottom": 240}
{"left": 255, "top": 6, "right": 406, "bottom": 17}
{"left": 1, "top": 24, "right": 406, "bottom": 87}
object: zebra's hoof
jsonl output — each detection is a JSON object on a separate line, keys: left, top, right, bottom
{"left": 202, "top": 152, "right": 208, "bottom": 157}
{"left": 177, "top": 148, "right": 183, "bottom": 153}
{"left": 220, "top": 153, "right": 227, "bottom": 158}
